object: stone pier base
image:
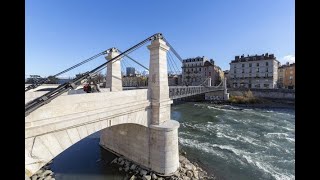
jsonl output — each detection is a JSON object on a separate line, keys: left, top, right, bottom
{"left": 99, "top": 120, "right": 180, "bottom": 175}
{"left": 224, "top": 93, "right": 230, "bottom": 100}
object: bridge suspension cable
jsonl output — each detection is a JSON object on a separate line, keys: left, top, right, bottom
{"left": 118, "top": 50, "right": 149, "bottom": 70}
{"left": 25, "top": 33, "right": 166, "bottom": 117}
{"left": 162, "top": 37, "right": 183, "bottom": 63}
{"left": 168, "top": 51, "right": 182, "bottom": 74}
{"left": 25, "top": 48, "right": 114, "bottom": 92}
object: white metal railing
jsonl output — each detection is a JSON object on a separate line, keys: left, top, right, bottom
{"left": 169, "top": 85, "right": 224, "bottom": 99}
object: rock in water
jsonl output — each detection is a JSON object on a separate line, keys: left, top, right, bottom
{"left": 184, "top": 164, "right": 193, "bottom": 170}
{"left": 179, "top": 155, "right": 186, "bottom": 162}
{"left": 110, "top": 158, "right": 118, "bottom": 164}
{"left": 151, "top": 173, "right": 157, "bottom": 179}
{"left": 36, "top": 170, "right": 44, "bottom": 175}
{"left": 130, "top": 164, "right": 136, "bottom": 170}
{"left": 186, "top": 170, "right": 193, "bottom": 178}
{"left": 119, "top": 160, "right": 125, "bottom": 166}
{"left": 142, "top": 175, "right": 151, "bottom": 180}
{"left": 42, "top": 170, "right": 53, "bottom": 177}
{"left": 140, "top": 169, "right": 147, "bottom": 176}
{"left": 183, "top": 176, "right": 190, "bottom": 180}
{"left": 44, "top": 176, "right": 53, "bottom": 180}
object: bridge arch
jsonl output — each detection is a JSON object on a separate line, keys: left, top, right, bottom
{"left": 25, "top": 89, "right": 151, "bottom": 176}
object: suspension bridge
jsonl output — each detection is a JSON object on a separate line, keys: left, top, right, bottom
{"left": 25, "top": 33, "right": 228, "bottom": 178}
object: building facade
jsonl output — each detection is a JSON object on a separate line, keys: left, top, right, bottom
{"left": 229, "top": 53, "right": 280, "bottom": 89}
{"left": 278, "top": 62, "right": 295, "bottom": 89}
{"left": 182, "top": 56, "right": 223, "bottom": 86}
{"left": 126, "top": 67, "right": 136, "bottom": 76}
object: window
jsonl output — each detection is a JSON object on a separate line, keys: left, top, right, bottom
{"left": 205, "top": 72, "right": 206, "bottom": 76}
{"left": 249, "top": 63, "right": 252, "bottom": 67}
{"left": 266, "top": 68, "right": 268, "bottom": 72}
{"left": 199, "top": 68, "right": 201, "bottom": 71}
{"left": 242, "top": 64, "right": 244, "bottom": 67}
{"left": 289, "top": 76, "right": 293, "bottom": 80}
{"left": 249, "top": 69, "right": 252, "bottom": 73}
{"left": 234, "top": 75, "right": 236, "bottom": 78}
{"left": 266, "top": 73, "right": 268, "bottom": 77}
{"left": 233, "top": 83, "right": 238, "bottom": 88}
{"left": 257, "top": 63, "right": 259, "bottom": 67}
{"left": 205, "top": 68, "right": 206, "bottom": 71}
{"left": 234, "top": 69, "right": 236, "bottom": 73}
{"left": 264, "top": 84, "right": 270, "bottom": 88}
{"left": 192, "top": 64, "right": 193, "bottom": 67}
{"left": 290, "top": 71, "right": 293, "bottom": 74}
{"left": 266, "top": 62, "right": 269, "bottom": 66}
{"left": 256, "top": 68, "right": 259, "bottom": 72}
{"left": 242, "top": 69, "right": 244, "bottom": 73}
{"left": 255, "top": 84, "right": 261, "bottom": 88}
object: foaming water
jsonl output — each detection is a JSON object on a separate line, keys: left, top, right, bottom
{"left": 172, "top": 102, "right": 295, "bottom": 180}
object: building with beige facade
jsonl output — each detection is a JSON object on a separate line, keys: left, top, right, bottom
{"left": 229, "top": 53, "right": 280, "bottom": 89}
{"left": 182, "top": 56, "right": 223, "bottom": 86}
{"left": 278, "top": 62, "right": 295, "bottom": 89}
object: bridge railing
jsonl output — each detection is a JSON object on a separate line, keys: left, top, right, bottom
{"left": 169, "top": 86, "right": 224, "bottom": 99}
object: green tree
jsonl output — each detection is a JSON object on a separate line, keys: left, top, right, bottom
{"left": 47, "top": 76, "right": 59, "bottom": 84}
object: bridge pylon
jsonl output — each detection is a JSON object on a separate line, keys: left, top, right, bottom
{"left": 147, "top": 37, "right": 180, "bottom": 175}
{"left": 105, "top": 48, "right": 123, "bottom": 91}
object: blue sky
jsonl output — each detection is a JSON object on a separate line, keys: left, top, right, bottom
{"left": 26, "top": 0, "right": 295, "bottom": 78}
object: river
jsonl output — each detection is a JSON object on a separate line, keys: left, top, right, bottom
{"left": 50, "top": 102, "right": 295, "bottom": 180}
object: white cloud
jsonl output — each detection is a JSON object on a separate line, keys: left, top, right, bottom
{"left": 280, "top": 55, "right": 295, "bottom": 65}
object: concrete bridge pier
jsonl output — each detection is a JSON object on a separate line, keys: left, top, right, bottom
{"left": 223, "top": 77, "right": 229, "bottom": 100}
{"left": 105, "top": 47, "right": 122, "bottom": 91}
{"left": 100, "top": 37, "right": 180, "bottom": 175}
{"left": 208, "top": 77, "right": 212, "bottom": 87}
{"left": 147, "top": 37, "right": 180, "bottom": 175}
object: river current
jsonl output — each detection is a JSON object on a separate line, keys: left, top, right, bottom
{"left": 172, "top": 102, "right": 295, "bottom": 180}
{"left": 50, "top": 102, "right": 295, "bottom": 180}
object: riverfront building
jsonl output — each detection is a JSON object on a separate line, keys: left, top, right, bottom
{"left": 277, "top": 62, "right": 295, "bottom": 89}
{"left": 229, "top": 53, "right": 280, "bottom": 89}
{"left": 182, "top": 56, "right": 223, "bottom": 86}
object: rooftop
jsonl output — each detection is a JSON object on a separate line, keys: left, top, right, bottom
{"left": 230, "top": 53, "right": 278, "bottom": 63}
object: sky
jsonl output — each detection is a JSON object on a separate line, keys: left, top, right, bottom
{"left": 26, "top": 0, "right": 295, "bottom": 78}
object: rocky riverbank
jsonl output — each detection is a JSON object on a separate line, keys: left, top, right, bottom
{"left": 28, "top": 149, "right": 216, "bottom": 180}
{"left": 108, "top": 149, "right": 216, "bottom": 180}
{"left": 29, "top": 160, "right": 55, "bottom": 180}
